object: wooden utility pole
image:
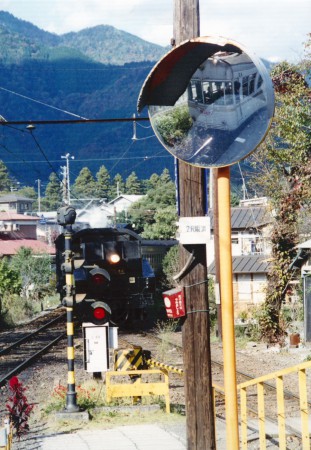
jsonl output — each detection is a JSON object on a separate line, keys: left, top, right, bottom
{"left": 174, "top": 1, "right": 216, "bottom": 449}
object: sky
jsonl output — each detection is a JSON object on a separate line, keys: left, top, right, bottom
{"left": 1, "top": 0, "right": 310, "bottom": 63}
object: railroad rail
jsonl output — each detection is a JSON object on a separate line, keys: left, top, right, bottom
{"left": 0, "top": 310, "right": 67, "bottom": 387}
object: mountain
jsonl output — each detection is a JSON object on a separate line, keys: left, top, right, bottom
{"left": 0, "top": 11, "right": 167, "bottom": 65}
{"left": 0, "top": 12, "right": 172, "bottom": 189}
{"left": 61, "top": 26, "right": 168, "bottom": 66}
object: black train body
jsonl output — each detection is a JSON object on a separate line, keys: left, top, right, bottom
{"left": 55, "top": 227, "right": 156, "bottom": 324}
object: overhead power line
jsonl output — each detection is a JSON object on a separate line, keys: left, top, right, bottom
{"left": 0, "top": 117, "right": 150, "bottom": 126}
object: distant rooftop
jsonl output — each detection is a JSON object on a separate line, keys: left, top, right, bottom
{"left": 0, "top": 212, "right": 39, "bottom": 221}
{"left": 209, "top": 206, "right": 271, "bottom": 230}
{"left": 0, "top": 194, "right": 34, "bottom": 202}
{"left": 209, "top": 255, "right": 271, "bottom": 274}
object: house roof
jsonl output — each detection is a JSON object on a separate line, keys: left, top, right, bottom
{"left": 0, "top": 194, "right": 34, "bottom": 202}
{"left": 109, "top": 195, "right": 144, "bottom": 205}
{"left": 209, "top": 255, "right": 271, "bottom": 274}
{"left": 0, "top": 212, "right": 40, "bottom": 221}
{"left": 209, "top": 206, "right": 271, "bottom": 230}
{"left": 0, "top": 238, "right": 55, "bottom": 256}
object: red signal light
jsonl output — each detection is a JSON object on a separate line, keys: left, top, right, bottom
{"left": 93, "top": 306, "right": 106, "bottom": 321}
{"left": 89, "top": 268, "right": 110, "bottom": 286}
{"left": 86, "top": 301, "right": 112, "bottom": 325}
{"left": 92, "top": 273, "right": 106, "bottom": 285}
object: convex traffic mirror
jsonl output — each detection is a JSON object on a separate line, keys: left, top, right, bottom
{"left": 138, "top": 36, "right": 274, "bottom": 168}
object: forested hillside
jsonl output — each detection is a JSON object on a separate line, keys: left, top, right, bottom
{"left": 0, "top": 11, "right": 172, "bottom": 188}
{"left": 0, "top": 11, "right": 247, "bottom": 195}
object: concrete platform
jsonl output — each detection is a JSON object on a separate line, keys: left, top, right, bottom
{"left": 25, "top": 423, "right": 188, "bottom": 450}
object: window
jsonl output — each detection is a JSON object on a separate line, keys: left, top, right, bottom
{"left": 249, "top": 73, "right": 256, "bottom": 94}
{"left": 200, "top": 81, "right": 234, "bottom": 106}
{"left": 188, "top": 80, "right": 203, "bottom": 103}
{"left": 242, "top": 76, "right": 249, "bottom": 96}
{"left": 231, "top": 232, "right": 239, "bottom": 245}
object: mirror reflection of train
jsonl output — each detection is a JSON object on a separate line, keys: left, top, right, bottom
{"left": 188, "top": 52, "right": 267, "bottom": 133}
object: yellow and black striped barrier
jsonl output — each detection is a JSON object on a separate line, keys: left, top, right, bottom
{"left": 147, "top": 358, "right": 184, "bottom": 376}
{"left": 114, "top": 346, "right": 151, "bottom": 371}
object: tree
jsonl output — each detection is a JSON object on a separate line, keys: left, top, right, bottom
{"left": 0, "top": 258, "right": 22, "bottom": 314}
{"left": 142, "top": 205, "right": 177, "bottom": 239}
{"left": 10, "top": 247, "right": 53, "bottom": 309}
{"left": 73, "top": 167, "right": 98, "bottom": 199}
{"left": 147, "top": 173, "right": 160, "bottom": 190}
{"left": 129, "top": 175, "right": 176, "bottom": 235}
{"left": 159, "top": 168, "right": 172, "bottom": 184}
{"left": 42, "top": 172, "right": 62, "bottom": 211}
{"left": 0, "top": 160, "right": 11, "bottom": 192}
{"left": 249, "top": 42, "right": 311, "bottom": 343}
{"left": 96, "top": 165, "right": 111, "bottom": 200}
{"left": 125, "top": 171, "right": 141, "bottom": 194}
{"left": 17, "top": 186, "right": 36, "bottom": 199}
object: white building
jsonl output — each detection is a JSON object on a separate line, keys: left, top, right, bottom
{"left": 108, "top": 195, "right": 145, "bottom": 213}
{"left": 208, "top": 200, "right": 272, "bottom": 314}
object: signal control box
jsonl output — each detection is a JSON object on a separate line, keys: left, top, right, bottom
{"left": 82, "top": 323, "right": 118, "bottom": 373}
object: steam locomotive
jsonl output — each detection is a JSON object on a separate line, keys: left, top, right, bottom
{"left": 55, "top": 227, "right": 156, "bottom": 325}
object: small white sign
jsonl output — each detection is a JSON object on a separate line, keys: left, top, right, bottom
{"left": 177, "top": 216, "right": 210, "bottom": 244}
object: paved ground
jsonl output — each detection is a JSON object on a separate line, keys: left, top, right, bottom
{"left": 12, "top": 417, "right": 229, "bottom": 450}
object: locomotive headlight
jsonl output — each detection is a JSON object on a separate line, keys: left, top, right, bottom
{"left": 129, "top": 277, "right": 136, "bottom": 284}
{"left": 108, "top": 253, "right": 121, "bottom": 264}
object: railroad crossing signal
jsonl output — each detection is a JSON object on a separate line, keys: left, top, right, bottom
{"left": 82, "top": 300, "right": 111, "bottom": 326}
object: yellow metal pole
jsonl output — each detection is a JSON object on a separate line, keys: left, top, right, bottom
{"left": 217, "top": 166, "right": 240, "bottom": 449}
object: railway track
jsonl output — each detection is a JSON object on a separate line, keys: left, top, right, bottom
{"left": 0, "top": 318, "right": 308, "bottom": 448}
{"left": 0, "top": 308, "right": 67, "bottom": 387}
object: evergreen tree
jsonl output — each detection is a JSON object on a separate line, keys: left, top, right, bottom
{"left": 159, "top": 168, "right": 172, "bottom": 184}
{"left": 129, "top": 179, "right": 176, "bottom": 234}
{"left": 125, "top": 171, "right": 141, "bottom": 194}
{"left": 0, "top": 160, "right": 11, "bottom": 192}
{"left": 73, "top": 167, "right": 98, "bottom": 199}
{"left": 145, "top": 173, "right": 160, "bottom": 191}
{"left": 42, "top": 172, "right": 62, "bottom": 211}
{"left": 96, "top": 165, "right": 111, "bottom": 201}
{"left": 142, "top": 205, "right": 177, "bottom": 239}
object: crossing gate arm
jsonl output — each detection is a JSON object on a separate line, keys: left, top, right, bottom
{"left": 106, "top": 369, "right": 170, "bottom": 413}
{"left": 147, "top": 358, "right": 184, "bottom": 376}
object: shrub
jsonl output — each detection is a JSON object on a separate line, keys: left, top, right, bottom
{"left": 6, "top": 376, "right": 34, "bottom": 438}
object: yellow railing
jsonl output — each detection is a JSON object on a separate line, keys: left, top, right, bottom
{"left": 237, "top": 359, "right": 311, "bottom": 450}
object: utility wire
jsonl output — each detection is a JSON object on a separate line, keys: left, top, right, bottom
{"left": 0, "top": 117, "right": 149, "bottom": 125}
{"left": 0, "top": 86, "right": 89, "bottom": 120}
{"left": 0, "top": 142, "right": 42, "bottom": 178}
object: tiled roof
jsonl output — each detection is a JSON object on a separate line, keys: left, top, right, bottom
{"left": 0, "top": 212, "right": 39, "bottom": 221}
{"left": 0, "top": 194, "right": 35, "bottom": 203}
{"left": 209, "top": 206, "right": 271, "bottom": 230}
{"left": 0, "top": 238, "right": 55, "bottom": 256}
{"left": 209, "top": 255, "right": 271, "bottom": 274}
{"left": 0, "top": 195, "right": 34, "bottom": 202}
